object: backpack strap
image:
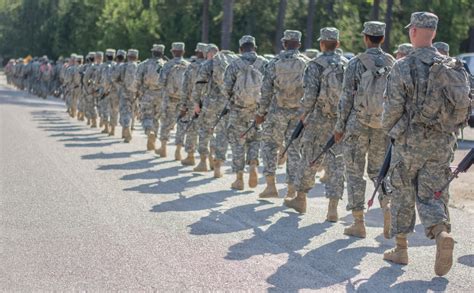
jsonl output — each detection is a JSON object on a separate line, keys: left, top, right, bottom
{"left": 359, "top": 53, "right": 391, "bottom": 77}
{"left": 314, "top": 57, "right": 329, "bottom": 69}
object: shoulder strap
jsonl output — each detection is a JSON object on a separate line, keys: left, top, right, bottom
{"left": 314, "top": 57, "right": 329, "bottom": 69}
{"left": 358, "top": 53, "right": 378, "bottom": 72}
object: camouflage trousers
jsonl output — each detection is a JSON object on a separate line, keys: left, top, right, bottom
{"left": 343, "top": 116, "right": 389, "bottom": 211}
{"left": 77, "top": 93, "right": 86, "bottom": 114}
{"left": 387, "top": 127, "right": 454, "bottom": 239}
{"left": 261, "top": 107, "right": 301, "bottom": 184}
{"left": 159, "top": 96, "right": 181, "bottom": 142}
{"left": 227, "top": 107, "right": 260, "bottom": 172}
{"left": 119, "top": 89, "right": 135, "bottom": 128}
{"left": 183, "top": 115, "right": 198, "bottom": 153}
{"left": 295, "top": 112, "right": 344, "bottom": 198}
{"left": 198, "top": 97, "right": 229, "bottom": 161}
{"left": 65, "top": 86, "right": 74, "bottom": 108}
{"left": 108, "top": 91, "right": 120, "bottom": 127}
{"left": 71, "top": 87, "right": 81, "bottom": 112}
{"left": 84, "top": 91, "right": 98, "bottom": 119}
{"left": 140, "top": 89, "right": 162, "bottom": 135}
{"left": 98, "top": 95, "right": 110, "bottom": 122}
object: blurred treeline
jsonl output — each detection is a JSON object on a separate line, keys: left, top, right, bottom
{"left": 0, "top": 0, "right": 473, "bottom": 62}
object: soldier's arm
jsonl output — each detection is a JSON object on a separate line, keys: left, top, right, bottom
{"left": 191, "top": 62, "right": 209, "bottom": 105}
{"left": 223, "top": 62, "right": 237, "bottom": 102}
{"left": 382, "top": 63, "right": 407, "bottom": 136}
{"left": 157, "top": 62, "right": 171, "bottom": 91}
{"left": 259, "top": 60, "right": 276, "bottom": 116}
{"left": 180, "top": 67, "right": 192, "bottom": 110}
{"left": 335, "top": 59, "right": 358, "bottom": 133}
{"left": 301, "top": 61, "right": 322, "bottom": 116}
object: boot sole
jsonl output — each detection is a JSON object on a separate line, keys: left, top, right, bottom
{"left": 435, "top": 236, "right": 454, "bottom": 276}
{"left": 383, "top": 256, "right": 408, "bottom": 265}
{"left": 343, "top": 230, "right": 366, "bottom": 238}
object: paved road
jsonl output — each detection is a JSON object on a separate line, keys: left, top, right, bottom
{"left": 1, "top": 80, "right": 473, "bottom": 291}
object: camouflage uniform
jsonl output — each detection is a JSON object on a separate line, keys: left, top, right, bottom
{"left": 119, "top": 49, "right": 139, "bottom": 129}
{"left": 110, "top": 50, "right": 126, "bottom": 130}
{"left": 94, "top": 51, "right": 113, "bottom": 125}
{"left": 394, "top": 43, "right": 414, "bottom": 59}
{"left": 433, "top": 42, "right": 449, "bottom": 55}
{"left": 83, "top": 52, "right": 99, "bottom": 121}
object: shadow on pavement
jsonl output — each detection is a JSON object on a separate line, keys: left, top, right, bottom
{"left": 81, "top": 150, "right": 145, "bottom": 160}
{"left": 458, "top": 254, "right": 474, "bottom": 267}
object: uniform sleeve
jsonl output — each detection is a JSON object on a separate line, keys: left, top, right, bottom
{"left": 335, "top": 59, "right": 358, "bottom": 133}
{"left": 382, "top": 62, "right": 408, "bottom": 137}
{"left": 157, "top": 61, "right": 172, "bottom": 91}
{"left": 191, "top": 62, "right": 210, "bottom": 105}
{"left": 180, "top": 66, "right": 193, "bottom": 109}
{"left": 301, "top": 61, "right": 322, "bottom": 115}
{"left": 259, "top": 60, "right": 276, "bottom": 115}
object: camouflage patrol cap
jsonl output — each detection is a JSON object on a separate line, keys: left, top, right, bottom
{"left": 75, "top": 55, "right": 84, "bottom": 61}
{"left": 70, "top": 53, "right": 77, "bottom": 58}
{"left": 95, "top": 51, "right": 104, "bottom": 58}
{"left": 195, "top": 42, "right": 207, "bottom": 52}
{"left": 127, "top": 49, "right": 139, "bottom": 57}
{"left": 205, "top": 43, "right": 219, "bottom": 53}
{"left": 405, "top": 12, "right": 438, "bottom": 30}
{"left": 87, "top": 52, "right": 96, "bottom": 58}
{"left": 116, "top": 49, "right": 126, "bottom": 57}
{"left": 304, "top": 49, "right": 319, "bottom": 59}
{"left": 239, "top": 35, "right": 256, "bottom": 47}
{"left": 105, "top": 49, "right": 116, "bottom": 56}
{"left": 281, "top": 30, "right": 302, "bottom": 42}
{"left": 362, "top": 21, "right": 386, "bottom": 36}
{"left": 171, "top": 42, "right": 185, "bottom": 51}
{"left": 394, "top": 43, "right": 414, "bottom": 55}
{"left": 151, "top": 44, "right": 165, "bottom": 52}
{"left": 433, "top": 42, "right": 449, "bottom": 53}
{"left": 317, "top": 27, "right": 339, "bottom": 41}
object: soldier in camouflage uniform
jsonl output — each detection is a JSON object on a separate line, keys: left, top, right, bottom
{"left": 109, "top": 49, "right": 126, "bottom": 136}
{"left": 71, "top": 55, "right": 84, "bottom": 120}
{"left": 136, "top": 44, "right": 166, "bottom": 151}
{"left": 256, "top": 30, "right": 309, "bottom": 199}
{"left": 83, "top": 52, "right": 99, "bottom": 127}
{"left": 96, "top": 49, "right": 116, "bottom": 134}
{"left": 63, "top": 55, "right": 75, "bottom": 116}
{"left": 394, "top": 43, "right": 414, "bottom": 59}
{"left": 119, "top": 49, "right": 139, "bottom": 143}
{"left": 433, "top": 42, "right": 449, "bottom": 56}
{"left": 334, "top": 21, "right": 395, "bottom": 238}
{"left": 155, "top": 42, "right": 190, "bottom": 158}
{"left": 179, "top": 42, "right": 208, "bottom": 166}
{"left": 285, "top": 28, "right": 348, "bottom": 217}
{"left": 223, "top": 35, "right": 268, "bottom": 190}
{"left": 79, "top": 53, "right": 94, "bottom": 123}
{"left": 382, "top": 12, "right": 470, "bottom": 276}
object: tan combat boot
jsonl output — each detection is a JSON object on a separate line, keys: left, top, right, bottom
{"left": 381, "top": 197, "right": 391, "bottom": 239}
{"left": 101, "top": 122, "right": 109, "bottom": 134}
{"left": 181, "top": 153, "right": 196, "bottom": 166}
{"left": 209, "top": 148, "right": 215, "bottom": 170}
{"left": 123, "top": 127, "right": 132, "bottom": 143}
{"left": 213, "top": 160, "right": 223, "bottom": 178}
{"left": 284, "top": 191, "right": 307, "bottom": 214}
{"left": 175, "top": 144, "right": 183, "bottom": 161}
{"left": 91, "top": 118, "right": 97, "bottom": 128}
{"left": 156, "top": 140, "right": 167, "bottom": 157}
{"left": 71, "top": 107, "right": 77, "bottom": 118}
{"left": 432, "top": 224, "right": 454, "bottom": 276}
{"left": 231, "top": 171, "right": 244, "bottom": 190}
{"left": 383, "top": 234, "right": 408, "bottom": 265}
{"left": 147, "top": 132, "right": 156, "bottom": 151}
{"left": 87, "top": 118, "right": 91, "bottom": 126}
{"left": 343, "top": 210, "right": 366, "bottom": 238}
{"left": 79, "top": 112, "right": 85, "bottom": 121}
{"left": 326, "top": 198, "right": 339, "bottom": 222}
{"left": 109, "top": 125, "right": 115, "bottom": 136}
{"left": 248, "top": 160, "right": 258, "bottom": 188}
{"left": 193, "top": 155, "right": 209, "bottom": 172}
{"left": 285, "top": 184, "right": 296, "bottom": 199}
{"left": 258, "top": 176, "right": 279, "bottom": 198}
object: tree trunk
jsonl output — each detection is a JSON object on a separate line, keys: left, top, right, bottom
{"left": 469, "top": 27, "right": 474, "bottom": 52}
{"left": 383, "top": 0, "right": 393, "bottom": 53}
{"left": 304, "top": 0, "right": 316, "bottom": 49}
{"left": 274, "top": 0, "right": 288, "bottom": 53}
{"left": 201, "top": 0, "right": 209, "bottom": 43}
{"left": 221, "top": 0, "right": 233, "bottom": 50}
{"left": 371, "top": 0, "right": 381, "bottom": 20}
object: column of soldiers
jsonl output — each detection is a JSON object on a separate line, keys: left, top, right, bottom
{"left": 6, "top": 11, "right": 472, "bottom": 278}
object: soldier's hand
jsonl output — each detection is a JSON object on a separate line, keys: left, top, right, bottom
{"left": 300, "top": 114, "right": 307, "bottom": 126}
{"left": 255, "top": 114, "right": 265, "bottom": 125}
{"left": 194, "top": 104, "right": 201, "bottom": 114}
{"left": 334, "top": 131, "right": 344, "bottom": 143}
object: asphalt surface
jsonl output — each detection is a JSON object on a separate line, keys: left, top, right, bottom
{"left": 1, "top": 78, "right": 473, "bottom": 291}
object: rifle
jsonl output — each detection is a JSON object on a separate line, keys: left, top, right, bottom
{"left": 212, "top": 103, "right": 230, "bottom": 129}
{"left": 309, "top": 135, "right": 336, "bottom": 167}
{"left": 434, "top": 148, "right": 474, "bottom": 200}
{"left": 367, "top": 143, "right": 393, "bottom": 209}
{"left": 280, "top": 120, "right": 304, "bottom": 158}
{"left": 240, "top": 121, "right": 257, "bottom": 139}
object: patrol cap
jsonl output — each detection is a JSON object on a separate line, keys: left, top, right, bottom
{"left": 239, "top": 35, "right": 256, "bottom": 47}
{"left": 362, "top": 21, "right": 386, "bottom": 36}
{"left": 116, "top": 49, "right": 126, "bottom": 57}
{"left": 105, "top": 49, "right": 116, "bottom": 56}
{"left": 317, "top": 27, "right": 339, "bottom": 41}
{"left": 394, "top": 43, "right": 414, "bottom": 55}
{"left": 195, "top": 42, "right": 207, "bottom": 52}
{"left": 95, "top": 51, "right": 104, "bottom": 58}
{"left": 281, "top": 30, "right": 302, "bottom": 42}
{"left": 70, "top": 53, "right": 77, "bottom": 58}
{"left": 75, "top": 55, "right": 84, "bottom": 61}
{"left": 405, "top": 12, "right": 438, "bottom": 30}
{"left": 151, "top": 44, "right": 165, "bottom": 52}
{"left": 87, "top": 52, "right": 96, "bottom": 58}
{"left": 127, "top": 49, "right": 139, "bottom": 57}
{"left": 205, "top": 43, "right": 219, "bottom": 53}
{"left": 304, "top": 49, "right": 319, "bottom": 59}
{"left": 171, "top": 42, "right": 185, "bottom": 51}
{"left": 433, "top": 42, "right": 449, "bottom": 53}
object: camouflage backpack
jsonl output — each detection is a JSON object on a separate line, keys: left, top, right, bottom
{"left": 232, "top": 57, "right": 265, "bottom": 108}
{"left": 354, "top": 52, "right": 395, "bottom": 128}
{"left": 413, "top": 56, "right": 471, "bottom": 133}
{"left": 314, "top": 55, "right": 347, "bottom": 117}
{"left": 274, "top": 54, "right": 308, "bottom": 109}
{"left": 166, "top": 60, "right": 188, "bottom": 98}
{"left": 212, "top": 50, "right": 239, "bottom": 89}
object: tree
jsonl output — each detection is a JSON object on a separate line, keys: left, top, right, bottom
{"left": 221, "top": 0, "right": 234, "bottom": 50}
{"left": 383, "top": 0, "right": 393, "bottom": 52}
{"left": 201, "top": 0, "right": 209, "bottom": 43}
{"left": 304, "top": 0, "right": 316, "bottom": 50}
{"left": 274, "top": 0, "right": 287, "bottom": 53}
{"left": 371, "top": 0, "right": 381, "bottom": 20}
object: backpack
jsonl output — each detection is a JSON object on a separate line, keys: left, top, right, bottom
{"left": 213, "top": 50, "right": 239, "bottom": 88}
{"left": 274, "top": 55, "right": 307, "bottom": 109}
{"left": 232, "top": 58, "right": 265, "bottom": 108}
{"left": 354, "top": 52, "right": 395, "bottom": 128}
{"left": 166, "top": 61, "right": 188, "bottom": 98}
{"left": 314, "top": 55, "right": 346, "bottom": 116}
{"left": 413, "top": 56, "right": 471, "bottom": 133}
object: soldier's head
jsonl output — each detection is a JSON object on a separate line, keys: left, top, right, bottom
{"left": 116, "top": 50, "right": 126, "bottom": 62}
{"left": 281, "top": 30, "right": 301, "bottom": 50}
{"left": 433, "top": 41, "right": 449, "bottom": 56}
{"left": 95, "top": 51, "right": 104, "bottom": 64}
{"left": 87, "top": 52, "right": 95, "bottom": 64}
{"left": 195, "top": 42, "right": 207, "bottom": 59}
{"left": 318, "top": 27, "right": 340, "bottom": 52}
{"left": 394, "top": 43, "right": 414, "bottom": 59}
{"left": 405, "top": 12, "right": 438, "bottom": 48}
{"left": 238, "top": 35, "right": 257, "bottom": 53}
{"left": 151, "top": 44, "right": 165, "bottom": 58}
{"left": 75, "top": 55, "right": 83, "bottom": 65}
{"left": 127, "top": 49, "right": 139, "bottom": 61}
{"left": 171, "top": 42, "right": 185, "bottom": 58}
{"left": 362, "top": 21, "right": 385, "bottom": 48}
{"left": 105, "top": 49, "right": 116, "bottom": 61}
{"left": 205, "top": 44, "right": 219, "bottom": 60}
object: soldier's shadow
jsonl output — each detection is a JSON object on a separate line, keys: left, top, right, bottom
{"left": 64, "top": 141, "right": 120, "bottom": 148}
{"left": 81, "top": 150, "right": 145, "bottom": 160}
